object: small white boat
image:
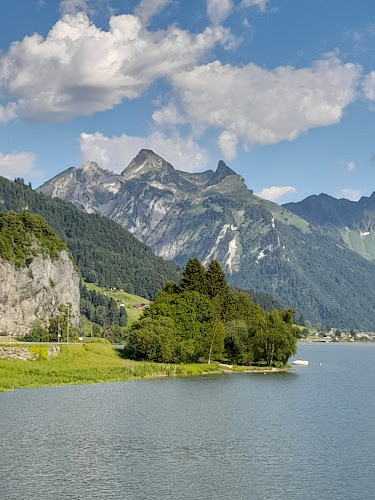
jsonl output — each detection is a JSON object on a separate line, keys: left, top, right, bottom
{"left": 292, "top": 360, "right": 309, "bottom": 366}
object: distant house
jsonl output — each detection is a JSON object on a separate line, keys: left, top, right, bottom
{"left": 133, "top": 303, "right": 149, "bottom": 310}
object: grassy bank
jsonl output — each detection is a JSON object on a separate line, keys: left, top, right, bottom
{"left": 0, "top": 343, "right": 289, "bottom": 392}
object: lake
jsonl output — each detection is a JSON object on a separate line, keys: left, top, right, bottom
{"left": 1, "top": 343, "right": 375, "bottom": 499}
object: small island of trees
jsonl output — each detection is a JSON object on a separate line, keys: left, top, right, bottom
{"left": 127, "top": 258, "right": 300, "bottom": 367}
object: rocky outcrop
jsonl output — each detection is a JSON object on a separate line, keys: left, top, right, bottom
{"left": 0, "top": 345, "right": 60, "bottom": 360}
{"left": 0, "top": 250, "right": 80, "bottom": 336}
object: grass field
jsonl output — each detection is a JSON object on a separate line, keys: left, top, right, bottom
{"left": 84, "top": 283, "right": 150, "bottom": 325}
{"left": 0, "top": 342, "right": 289, "bottom": 392}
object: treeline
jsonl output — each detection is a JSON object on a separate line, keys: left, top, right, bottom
{"left": 0, "top": 177, "right": 180, "bottom": 299}
{"left": 80, "top": 283, "right": 127, "bottom": 328}
{"left": 127, "top": 258, "right": 300, "bottom": 366}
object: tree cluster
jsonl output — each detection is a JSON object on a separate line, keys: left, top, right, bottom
{"left": 127, "top": 258, "right": 300, "bottom": 366}
{"left": 80, "top": 283, "right": 127, "bottom": 328}
{"left": 0, "top": 211, "right": 68, "bottom": 268}
{"left": 24, "top": 303, "right": 77, "bottom": 342}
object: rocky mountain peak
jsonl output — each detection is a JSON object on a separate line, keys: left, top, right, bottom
{"left": 121, "top": 149, "right": 175, "bottom": 180}
{"left": 216, "top": 160, "right": 236, "bottom": 179}
{"left": 79, "top": 160, "right": 100, "bottom": 172}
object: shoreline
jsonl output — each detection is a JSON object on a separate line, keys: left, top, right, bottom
{"left": 0, "top": 344, "right": 291, "bottom": 392}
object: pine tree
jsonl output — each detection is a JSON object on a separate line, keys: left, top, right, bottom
{"left": 206, "top": 260, "right": 229, "bottom": 299}
{"left": 179, "top": 258, "right": 208, "bottom": 294}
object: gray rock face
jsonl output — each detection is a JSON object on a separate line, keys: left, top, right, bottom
{"left": 38, "top": 150, "right": 308, "bottom": 272}
{"left": 0, "top": 250, "right": 80, "bottom": 336}
{"left": 37, "top": 149, "right": 375, "bottom": 329}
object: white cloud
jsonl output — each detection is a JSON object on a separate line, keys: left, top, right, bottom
{"left": 256, "top": 186, "right": 296, "bottom": 202}
{"left": 363, "top": 71, "right": 375, "bottom": 101}
{"left": 134, "top": 0, "right": 171, "bottom": 26}
{"left": 59, "top": 0, "right": 90, "bottom": 16}
{"left": 0, "top": 12, "right": 232, "bottom": 123}
{"left": 168, "top": 56, "right": 360, "bottom": 149}
{"left": 152, "top": 103, "right": 187, "bottom": 126}
{"left": 0, "top": 152, "right": 42, "bottom": 179}
{"left": 240, "top": 0, "right": 268, "bottom": 12}
{"left": 217, "top": 131, "right": 238, "bottom": 160}
{"left": 347, "top": 161, "right": 355, "bottom": 171}
{"left": 0, "top": 103, "right": 18, "bottom": 123}
{"left": 207, "top": 0, "right": 233, "bottom": 25}
{"left": 80, "top": 131, "right": 208, "bottom": 172}
{"left": 339, "top": 188, "right": 361, "bottom": 201}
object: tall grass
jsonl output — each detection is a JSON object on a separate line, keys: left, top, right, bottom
{"left": 0, "top": 343, "right": 289, "bottom": 392}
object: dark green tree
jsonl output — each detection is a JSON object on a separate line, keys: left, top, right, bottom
{"left": 179, "top": 258, "right": 207, "bottom": 295}
{"left": 206, "top": 260, "right": 229, "bottom": 299}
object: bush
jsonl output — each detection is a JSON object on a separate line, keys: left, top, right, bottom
{"left": 23, "top": 320, "right": 49, "bottom": 342}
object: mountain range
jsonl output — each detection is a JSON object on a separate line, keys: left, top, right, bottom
{"left": 37, "top": 149, "right": 375, "bottom": 330}
{"left": 284, "top": 193, "right": 375, "bottom": 262}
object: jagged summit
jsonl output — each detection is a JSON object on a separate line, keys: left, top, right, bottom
{"left": 121, "top": 149, "right": 175, "bottom": 179}
{"left": 79, "top": 160, "right": 101, "bottom": 171}
{"left": 216, "top": 160, "right": 236, "bottom": 178}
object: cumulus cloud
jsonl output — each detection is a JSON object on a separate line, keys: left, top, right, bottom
{"left": 134, "top": 0, "right": 171, "bottom": 26}
{"left": 0, "top": 12, "right": 232, "bottom": 123}
{"left": 152, "top": 103, "right": 187, "bottom": 126}
{"left": 256, "top": 186, "right": 296, "bottom": 202}
{"left": 59, "top": 0, "right": 90, "bottom": 16}
{"left": 168, "top": 56, "right": 360, "bottom": 148}
{"left": 207, "top": 0, "right": 233, "bottom": 25}
{"left": 0, "top": 152, "right": 42, "bottom": 179}
{"left": 339, "top": 188, "right": 361, "bottom": 201}
{"left": 347, "top": 161, "right": 355, "bottom": 171}
{"left": 80, "top": 131, "right": 208, "bottom": 172}
{"left": 217, "top": 131, "right": 238, "bottom": 160}
{"left": 363, "top": 71, "right": 375, "bottom": 101}
{"left": 240, "top": 0, "right": 268, "bottom": 12}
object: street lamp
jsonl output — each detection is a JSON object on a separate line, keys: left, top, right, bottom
{"left": 65, "top": 303, "right": 70, "bottom": 344}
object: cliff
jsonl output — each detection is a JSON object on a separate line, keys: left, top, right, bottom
{"left": 0, "top": 211, "right": 80, "bottom": 336}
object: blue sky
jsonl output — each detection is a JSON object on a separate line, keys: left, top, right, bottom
{"left": 1, "top": 0, "right": 375, "bottom": 203}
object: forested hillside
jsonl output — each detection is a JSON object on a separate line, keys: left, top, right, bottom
{"left": 0, "top": 177, "right": 180, "bottom": 299}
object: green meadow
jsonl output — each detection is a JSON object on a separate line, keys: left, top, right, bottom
{"left": 0, "top": 342, "right": 289, "bottom": 392}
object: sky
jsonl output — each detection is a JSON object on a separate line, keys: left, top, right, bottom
{"left": 1, "top": 0, "right": 375, "bottom": 203}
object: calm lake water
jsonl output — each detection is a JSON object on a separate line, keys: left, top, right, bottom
{"left": 1, "top": 343, "right": 375, "bottom": 500}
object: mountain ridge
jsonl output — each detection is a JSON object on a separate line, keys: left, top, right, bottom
{"left": 37, "top": 149, "right": 375, "bottom": 330}
{"left": 284, "top": 192, "right": 375, "bottom": 262}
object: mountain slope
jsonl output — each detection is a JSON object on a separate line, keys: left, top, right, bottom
{"left": 38, "top": 150, "right": 375, "bottom": 330}
{"left": 284, "top": 193, "right": 375, "bottom": 262}
{"left": 0, "top": 177, "right": 180, "bottom": 299}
